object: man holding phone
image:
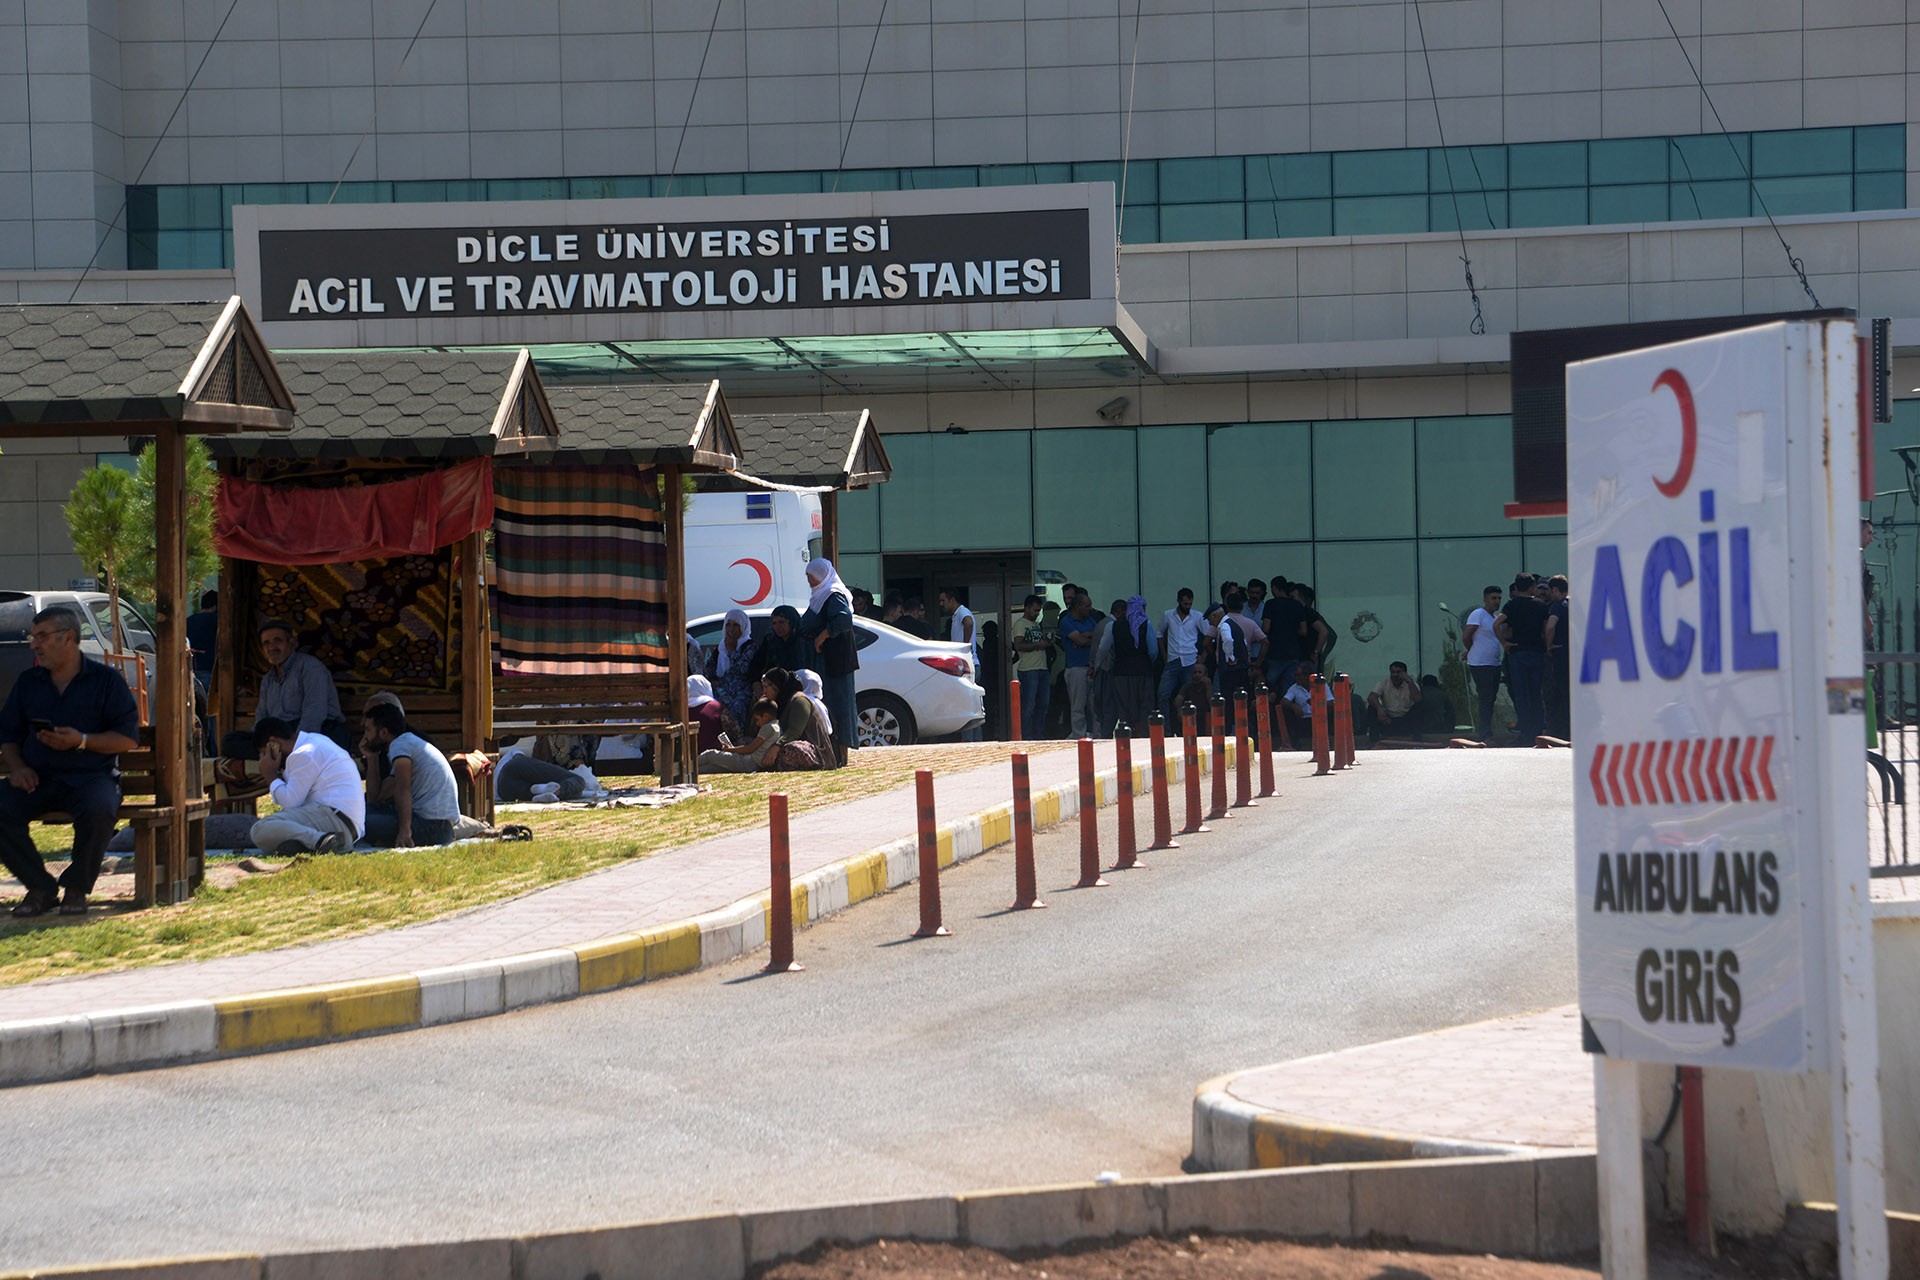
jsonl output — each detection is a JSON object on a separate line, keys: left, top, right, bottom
{"left": 0, "top": 606, "right": 140, "bottom": 917}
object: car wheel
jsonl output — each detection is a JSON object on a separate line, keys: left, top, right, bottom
{"left": 856, "top": 691, "right": 917, "bottom": 748}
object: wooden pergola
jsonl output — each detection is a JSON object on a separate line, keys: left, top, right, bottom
{"left": 0, "top": 297, "right": 295, "bottom": 903}
{"left": 724, "top": 410, "right": 892, "bottom": 562}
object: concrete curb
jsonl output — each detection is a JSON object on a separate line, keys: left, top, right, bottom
{"left": 0, "top": 1152, "right": 1600, "bottom": 1280}
{"left": 0, "top": 744, "right": 1232, "bottom": 1088}
{"left": 1192, "top": 1073, "right": 1536, "bottom": 1173}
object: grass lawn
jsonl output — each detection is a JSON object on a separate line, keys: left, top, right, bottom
{"left": 0, "top": 741, "right": 1068, "bottom": 988}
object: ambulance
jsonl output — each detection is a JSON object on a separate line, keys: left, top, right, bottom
{"left": 683, "top": 489, "right": 823, "bottom": 618}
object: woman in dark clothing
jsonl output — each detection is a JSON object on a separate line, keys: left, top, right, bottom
{"left": 799, "top": 557, "right": 859, "bottom": 766}
{"left": 1107, "top": 594, "right": 1157, "bottom": 736}
{"left": 751, "top": 605, "right": 810, "bottom": 682}
{"left": 707, "top": 608, "right": 759, "bottom": 727}
{"left": 759, "top": 667, "right": 834, "bottom": 770}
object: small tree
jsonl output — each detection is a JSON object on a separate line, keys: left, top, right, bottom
{"left": 123, "top": 435, "right": 219, "bottom": 604}
{"left": 63, "top": 462, "right": 135, "bottom": 641}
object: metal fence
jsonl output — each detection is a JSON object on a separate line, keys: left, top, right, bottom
{"left": 1866, "top": 600, "right": 1919, "bottom": 875}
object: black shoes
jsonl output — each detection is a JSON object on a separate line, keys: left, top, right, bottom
{"left": 58, "top": 889, "right": 87, "bottom": 916}
{"left": 10, "top": 887, "right": 57, "bottom": 917}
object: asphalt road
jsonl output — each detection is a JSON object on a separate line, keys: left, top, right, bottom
{"left": 0, "top": 750, "right": 1576, "bottom": 1269}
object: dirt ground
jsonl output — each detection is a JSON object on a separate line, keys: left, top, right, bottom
{"left": 752, "top": 1231, "right": 1812, "bottom": 1280}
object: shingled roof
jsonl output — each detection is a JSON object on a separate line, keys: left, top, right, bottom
{"left": 0, "top": 296, "right": 293, "bottom": 435}
{"left": 209, "top": 348, "right": 558, "bottom": 460}
{"left": 541, "top": 379, "right": 740, "bottom": 468}
{"left": 730, "top": 410, "right": 891, "bottom": 490}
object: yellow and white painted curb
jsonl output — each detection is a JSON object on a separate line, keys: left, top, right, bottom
{"left": 0, "top": 744, "right": 1233, "bottom": 1088}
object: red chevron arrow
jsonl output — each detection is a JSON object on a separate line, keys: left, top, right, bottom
{"left": 1653, "top": 740, "right": 1675, "bottom": 804}
{"left": 1735, "top": 737, "right": 1758, "bottom": 800}
{"left": 1639, "top": 741, "right": 1658, "bottom": 804}
{"left": 1589, "top": 744, "right": 1610, "bottom": 805}
{"left": 1724, "top": 736, "right": 1744, "bottom": 800}
{"left": 1623, "top": 742, "right": 1643, "bottom": 805}
{"left": 1757, "top": 736, "right": 1776, "bottom": 800}
{"left": 1606, "top": 743, "right": 1626, "bottom": 806}
{"left": 1705, "top": 739, "right": 1725, "bottom": 802}
{"left": 1673, "top": 740, "right": 1693, "bottom": 803}
{"left": 1689, "top": 738, "right": 1708, "bottom": 801}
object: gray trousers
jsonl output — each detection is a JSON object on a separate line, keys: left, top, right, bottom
{"left": 698, "top": 747, "right": 765, "bottom": 774}
{"left": 251, "top": 801, "right": 356, "bottom": 854}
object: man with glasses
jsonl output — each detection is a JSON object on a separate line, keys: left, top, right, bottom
{"left": 0, "top": 607, "right": 140, "bottom": 916}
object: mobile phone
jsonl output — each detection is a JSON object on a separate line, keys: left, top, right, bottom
{"left": 29, "top": 718, "right": 53, "bottom": 733}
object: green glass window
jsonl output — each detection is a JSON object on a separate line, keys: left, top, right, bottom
{"left": 1119, "top": 205, "right": 1158, "bottom": 243}
{"left": 1209, "top": 543, "right": 1312, "bottom": 602}
{"left": 1751, "top": 126, "right": 1850, "bottom": 177}
{"left": 1416, "top": 536, "right": 1523, "bottom": 684}
{"left": 1248, "top": 153, "right": 1332, "bottom": 200}
{"left": 1509, "top": 187, "right": 1587, "bottom": 228}
{"left": 1332, "top": 148, "right": 1427, "bottom": 196}
{"left": 982, "top": 163, "right": 1072, "bottom": 186}
{"left": 1415, "top": 416, "right": 1515, "bottom": 538}
{"left": 1034, "top": 546, "right": 1141, "bottom": 610}
{"left": 1672, "top": 179, "right": 1750, "bottom": 219}
{"left": 838, "top": 484, "right": 881, "bottom": 554}
{"left": 743, "top": 171, "right": 822, "bottom": 194}
{"left": 1034, "top": 429, "right": 1138, "bottom": 546}
{"left": 1075, "top": 160, "right": 1157, "bottom": 204}
{"left": 1252, "top": 199, "right": 1333, "bottom": 239}
{"left": 1161, "top": 156, "right": 1245, "bottom": 203}
{"left": 836, "top": 553, "right": 884, "bottom": 595}
{"left": 1509, "top": 141, "right": 1586, "bottom": 188}
{"left": 1310, "top": 539, "right": 1419, "bottom": 693}
{"left": 1207, "top": 422, "right": 1312, "bottom": 543}
{"left": 1429, "top": 191, "right": 1506, "bottom": 232}
{"left": 834, "top": 169, "right": 901, "bottom": 192}
{"left": 1160, "top": 202, "right": 1245, "bottom": 241}
{"left": 878, "top": 432, "right": 1032, "bottom": 553}
{"left": 1522, "top": 531, "right": 1568, "bottom": 580}
{"left": 904, "top": 167, "right": 979, "bottom": 189}
{"left": 1138, "top": 426, "right": 1209, "bottom": 544}
{"left": 1670, "top": 133, "right": 1749, "bottom": 182}
{"left": 1314, "top": 419, "right": 1413, "bottom": 540}
{"left": 1140, "top": 545, "right": 1210, "bottom": 614}
{"left": 1429, "top": 146, "right": 1506, "bottom": 193}
{"left": 1590, "top": 183, "right": 1668, "bottom": 225}
{"left": 1334, "top": 194, "right": 1427, "bottom": 236}
{"left": 1856, "top": 124, "right": 1905, "bottom": 172}
{"left": 1857, "top": 171, "right": 1907, "bottom": 210}
{"left": 1590, "top": 137, "right": 1667, "bottom": 185}
{"left": 1752, "top": 173, "right": 1852, "bottom": 214}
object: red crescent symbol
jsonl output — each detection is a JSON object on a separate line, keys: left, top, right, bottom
{"left": 730, "top": 558, "right": 772, "bottom": 606}
{"left": 1650, "top": 368, "right": 1697, "bottom": 499}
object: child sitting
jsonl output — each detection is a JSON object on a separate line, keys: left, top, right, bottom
{"left": 698, "top": 698, "right": 782, "bottom": 775}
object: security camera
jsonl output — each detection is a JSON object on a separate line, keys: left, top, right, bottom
{"left": 1096, "top": 396, "right": 1130, "bottom": 423}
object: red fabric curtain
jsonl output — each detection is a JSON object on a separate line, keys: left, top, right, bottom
{"left": 216, "top": 457, "right": 494, "bottom": 565}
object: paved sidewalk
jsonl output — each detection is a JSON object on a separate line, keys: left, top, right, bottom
{"left": 0, "top": 740, "right": 1117, "bottom": 1024}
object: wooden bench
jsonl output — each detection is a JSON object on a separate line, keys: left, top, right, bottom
{"left": 490, "top": 672, "right": 692, "bottom": 785}
{"left": 1, "top": 728, "right": 210, "bottom": 909}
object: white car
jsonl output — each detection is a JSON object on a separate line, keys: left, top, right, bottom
{"left": 688, "top": 609, "right": 985, "bottom": 747}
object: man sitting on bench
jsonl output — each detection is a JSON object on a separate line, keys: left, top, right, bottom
{"left": 249, "top": 717, "right": 364, "bottom": 857}
{"left": 0, "top": 606, "right": 140, "bottom": 917}
{"left": 217, "top": 619, "right": 347, "bottom": 790}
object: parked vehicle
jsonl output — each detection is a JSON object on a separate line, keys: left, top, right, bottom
{"left": 683, "top": 490, "right": 822, "bottom": 619}
{"left": 687, "top": 608, "right": 984, "bottom": 747}
{"left": 0, "top": 590, "right": 160, "bottom": 716}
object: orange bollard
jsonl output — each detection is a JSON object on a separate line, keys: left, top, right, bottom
{"left": 1010, "top": 751, "right": 1046, "bottom": 909}
{"left": 1333, "top": 673, "right": 1355, "bottom": 768}
{"left": 764, "top": 793, "right": 803, "bottom": 973}
{"left": 1147, "top": 711, "right": 1177, "bottom": 850}
{"left": 1209, "top": 693, "right": 1231, "bottom": 820}
{"left": 1311, "top": 675, "right": 1331, "bottom": 775}
{"left": 1254, "top": 684, "right": 1276, "bottom": 797}
{"left": 1111, "top": 726, "right": 1142, "bottom": 870}
{"left": 1075, "top": 738, "right": 1108, "bottom": 887}
{"left": 1008, "top": 678, "right": 1022, "bottom": 742}
{"left": 911, "top": 769, "right": 949, "bottom": 938}
{"left": 1337, "top": 673, "right": 1360, "bottom": 766}
{"left": 1181, "top": 703, "right": 1209, "bottom": 834}
{"left": 1233, "top": 688, "right": 1254, "bottom": 808}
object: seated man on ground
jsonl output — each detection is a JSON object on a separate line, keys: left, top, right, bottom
{"left": 249, "top": 717, "right": 364, "bottom": 857}
{"left": 0, "top": 606, "right": 141, "bottom": 917}
{"left": 216, "top": 618, "right": 348, "bottom": 787}
{"left": 1281, "top": 669, "right": 1332, "bottom": 737}
{"left": 360, "top": 702, "right": 460, "bottom": 848}
{"left": 495, "top": 737, "right": 588, "bottom": 804}
{"left": 1367, "top": 661, "right": 1423, "bottom": 741}
{"left": 697, "top": 698, "right": 783, "bottom": 775}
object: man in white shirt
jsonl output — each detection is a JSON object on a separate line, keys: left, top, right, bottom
{"left": 249, "top": 717, "right": 365, "bottom": 856}
{"left": 1460, "top": 584, "right": 1506, "bottom": 741}
{"left": 937, "top": 586, "right": 980, "bottom": 741}
{"left": 1156, "top": 587, "right": 1214, "bottom": 719}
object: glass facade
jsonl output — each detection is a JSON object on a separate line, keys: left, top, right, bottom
{"left": 834, "top": 414, "right": 1566, "bottom": 698}
{"left": 126, "top": 123, "right": 1905, "bottom": 270}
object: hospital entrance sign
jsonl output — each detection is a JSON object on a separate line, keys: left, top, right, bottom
{"left": 1567, "top": 319, "right": 1883, "bottom": 1279}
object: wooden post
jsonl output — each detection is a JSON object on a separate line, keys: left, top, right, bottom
{"left": 151, "top": 426, "right": 190, "bottom": 905}
{"left": 662, "top": 465, "right": 690, "bottom": 784}
{"left": 457, "top": 529, "right": 487, "bottom": 756}
{"left": 820, "top": 489, "right": 840, "bottom": 564}
{"left": 212, "top": 537, "right": 237, "bottom": 757}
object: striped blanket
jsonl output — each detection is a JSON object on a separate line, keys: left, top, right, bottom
{"left": 492, "top": 463, "right": 669, "bottom": 676}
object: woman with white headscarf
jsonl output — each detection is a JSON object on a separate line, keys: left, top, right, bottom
{"left": 798, "top": 556, "right": 859, "bottom": 766}
{"left": 798, "top": 669, "right": 833, "bottom": 737}
{"left": 707, "top": 606, "right": 759, "bottom": 728}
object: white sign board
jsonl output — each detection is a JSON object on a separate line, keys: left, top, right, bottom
{"left": 1568, "top": 319, "right": 1862, "bottom": 1073}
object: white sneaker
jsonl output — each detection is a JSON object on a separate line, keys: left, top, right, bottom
{"left": 530, "top": 782, "right": 562, "bottom": 802}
